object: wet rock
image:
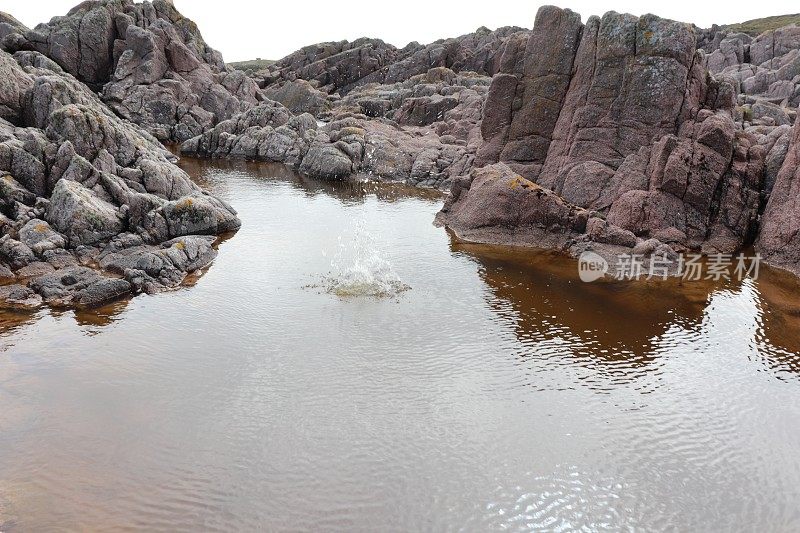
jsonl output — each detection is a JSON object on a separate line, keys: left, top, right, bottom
{"left": 98, "top": 235, "right": 217, "bottom": 293}
{"left": 0, "top": 283, "right": 41, "bottom": 309}
{"left": 29, "top": 266, "right": 131, "bottom": 308}
{"left": 436, "top": 163, "right": 590, "bottom": 248}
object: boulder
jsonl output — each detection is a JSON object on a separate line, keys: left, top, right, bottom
{"left": 47, "top": 179, "right": 125, "bottom": 246}
{"left": 29, "top": 266, "right": 131, "bottom": 308}
{"left": 18, "top": 219, "right": 66, "bottom": 255}
{"left": 299, "top": 144, "right": 354, "bottom": 179}
{"left": 436, "top": 163, "right": 590, "bottom": 248}
{"left": 0, "top": 283, "right": 41, "bottom": 309}
{"left": 264, "top": 79, "right": 332, "bottom": 116}
{"left": 158, "top": 194, "right": 240, "bottom": 240}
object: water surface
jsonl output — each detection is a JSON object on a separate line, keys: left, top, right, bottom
{"left": 1, "top": 159, "right": 799, "bottom": 531}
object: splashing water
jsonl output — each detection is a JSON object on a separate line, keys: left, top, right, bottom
{"left": 319, "top": 219, "right": 409, "bottom": 298}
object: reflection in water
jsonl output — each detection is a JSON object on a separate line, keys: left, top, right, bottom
{"left": 182, "top": 157, "right": 444, "bottom": 206}
{"left": 453, "top": 238, "right": 800, "bottom": 384}
{"left": 1, "top": 158, "right": 800, "bottom": 531}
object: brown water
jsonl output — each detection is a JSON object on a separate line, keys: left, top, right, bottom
{"left": 1, "top": 159, "right": 800, "bottom": 531}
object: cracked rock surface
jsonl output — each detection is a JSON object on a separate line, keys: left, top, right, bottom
{"left": 0, "top": 44, "right": 239, "bottom": 309}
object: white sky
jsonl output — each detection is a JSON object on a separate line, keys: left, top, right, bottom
{"left": 6, "top": 1, "right": 799, "bottom": 62}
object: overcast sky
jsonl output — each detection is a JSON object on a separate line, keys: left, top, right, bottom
{"left": 7, "top": 1, "right": 799, "bottom": 62}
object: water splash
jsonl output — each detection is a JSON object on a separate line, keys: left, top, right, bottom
{"left": 319, "top": 219, "right": 409, "bottom": 298}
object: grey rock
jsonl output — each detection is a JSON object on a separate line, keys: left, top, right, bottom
{"left": 29, "top": 266, "right": 131, "bottom": 308}
{"left": 0, "top": 283, "right": 41, "bottom": 309}
{"left": 18, "top": 219, "right": 67, "bottom": 255}
{"left": 47, "top": 179, "right": 125, "bottom": 246}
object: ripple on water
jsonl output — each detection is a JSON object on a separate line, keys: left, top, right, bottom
{"left": 315, "top": 219, "right": 410, "bottom": 299}
{"left": 1, "top": 159, "right": 800, "bottom": 531}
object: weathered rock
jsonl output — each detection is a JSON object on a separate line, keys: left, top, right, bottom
{"left": 16, "top": 261, "right": 56, "bottom": 278}
{"left": 476, "top": 6, "right": 583, "bottom": 178}
{"left": 0, "top": 262, "right": 14, "bottom": 279}
{"left": 47, "top": 179, "right": 125, "bottom": 245}
{"left": 29, "top": 266, "right": 131, "bottom": 308}
{"left": 436, "top": 163, "right": 590, "bottom": 248}
{"left": 264, "top": 79, "right": 333, "bottom": 116}
{"left": 98, "top": 234, "right": 217, "bottom": 293}
{"left": 299, "top": 143, "right": 354, "bottom": 179}
{"left": 758, "top": 118, "right": 800, "bottom": 274}
{"left": 3, "top": 0, "right": 263, "bottom": 142}
{"left": 18, "top": 219, "right": 67, "bottom": 255}
{"left": 157, "top": 195, "right": 240, "bottom": 240}
{"left": 0, "top": 42, "right": 240, "bottom": 308}
{"left": 182, "top": 70, "right": 485, "bottom": 189}
{"left": 539, "top": 12, "right": 703, "bottom": 190}
{"left": 0, "top": 283, "right": 41, "bottom": 309}
{"left": 0, "top": 237, "right": 35, "bottom": 269}
{"left": 262, "top": 26, "right": 527, "bottom": 95}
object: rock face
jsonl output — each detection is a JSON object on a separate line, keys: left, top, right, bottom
{"left": 439, "top": 6, "right": 787, "bottom": 272}
{"left": 476, "top": 7, "right": 582, "bottom": 176}
{"left": 703, "top": 25, "right": 800, "bottom": 112}
{"left": 0, "top": 46, "right": 239, "bottom": 309}
{"left": 758, "top": 118, "right": 800, "bottom": 273}
{"left": 1, "top": 0, "right": 264, "bottom": 142}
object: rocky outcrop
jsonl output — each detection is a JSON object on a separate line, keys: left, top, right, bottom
{"left": 439, "top": 6, "right": 779, "bottom": 271}
{"left": 0, "top": 47, "right": 239, "bottom": 309}
{"left": 182, "top": 68, "right": 486, "bottom": 189}
{"left": 1, "top": 0, "right": 264, "bottom": 142}
{"left": 260, "top": 38, "right": 400, "bottom": 95}
{"left": 475, "top": 7, "right": 582, "bottom": 176}
{"left": 264, "top": 79, "right": 334, "bottom": 116}
{"left": 255, "top": 26, "right": 528, "bottom": 95}
{"left": 702, "top": 24, "right": 800, "bottom": 126}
